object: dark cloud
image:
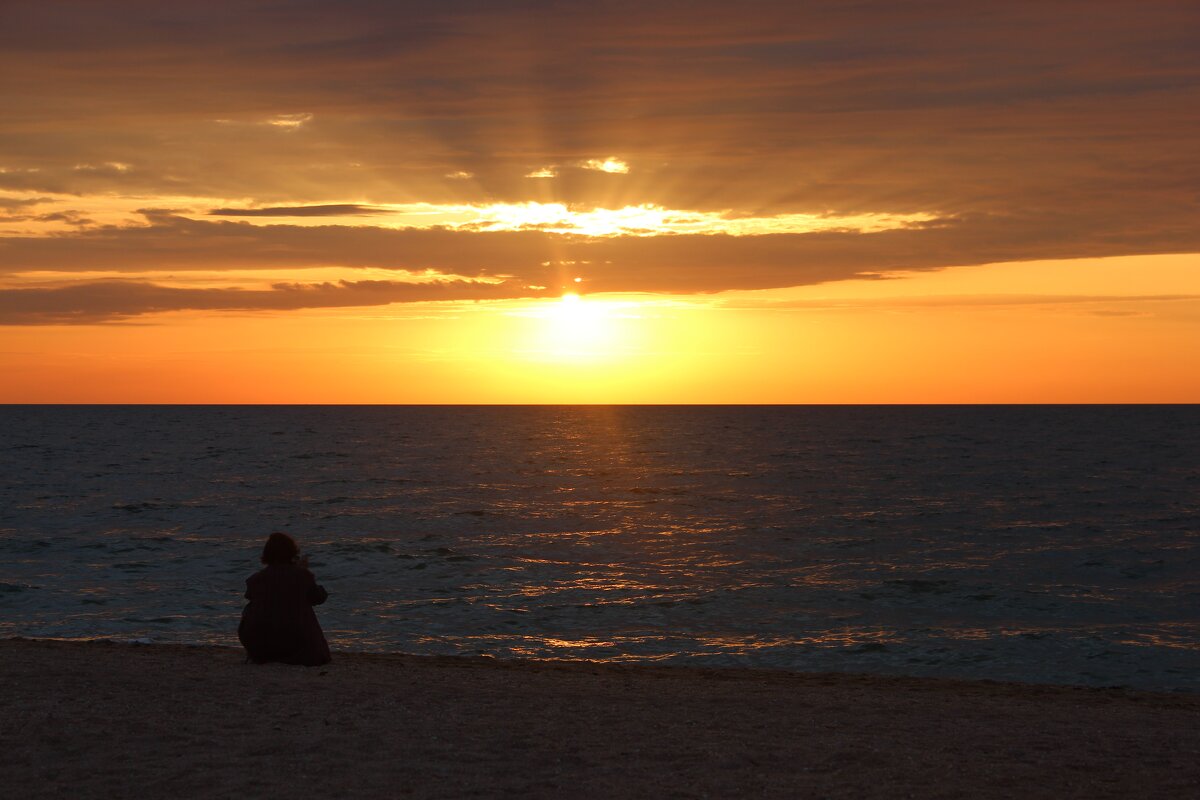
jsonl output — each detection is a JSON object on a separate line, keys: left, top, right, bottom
{"left": 2, "top": 3, "right": 1197, "bottom": 209}
{"left": 0, "top": 196, "right": 51, "bottom": 210}
{"left": 720, "top": 294, "right": 1200, "bottom": 311}
{"left": 33, "top": 211, "right": 94, "bottom": 226}
{"left": 0, "top": 278, "right": 552, "bottom": 325}
{"left": 3, "top": 209, "right": 1200, "bottom": 301}
{"left": 208, "top": 204, "right": 389, "bottom": 217}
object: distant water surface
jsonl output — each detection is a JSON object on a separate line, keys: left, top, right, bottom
{"left": 1, "top": 405, "right": 1197, "bottom": 691}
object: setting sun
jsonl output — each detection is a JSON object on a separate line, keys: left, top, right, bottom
{"left": 523, "top": 293, "right": 628, "bottom": 363}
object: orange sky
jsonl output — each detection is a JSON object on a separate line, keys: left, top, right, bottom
{"left": 1, "top": 2, "right": 1197, "bottom": 402}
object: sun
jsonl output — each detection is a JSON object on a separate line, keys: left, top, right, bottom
{"left": 502, "top": 292, "right": 630, "bottom": 363}
{"left": 548, "top": 292, "right": 609, "bottom": 349}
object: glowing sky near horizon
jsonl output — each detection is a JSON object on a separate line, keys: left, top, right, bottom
{"left": 1, "top": 1, "right": 1197, "bottom": 402}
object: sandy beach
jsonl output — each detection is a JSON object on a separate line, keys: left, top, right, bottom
{"left": 1, "top": 639, "right": 1196, "bottom": 798}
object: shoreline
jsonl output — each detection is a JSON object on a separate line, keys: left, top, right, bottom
{"left": 7, "top": 634, "right": 1197, "bottom": 696}
{"left": 3, "top": 638, "right": 1197, "bottom": 798}
{"left": 4, "top": 634, "right": 1198, "bottom": 697}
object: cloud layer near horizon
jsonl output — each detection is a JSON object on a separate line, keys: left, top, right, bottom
{"left": 1, "top": 0, "right": 1198, "bottom": 322}
{"left": 0, "top": 278, "right": 547, "bottom": 325}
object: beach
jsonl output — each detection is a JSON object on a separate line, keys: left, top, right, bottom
{"left": 2, "top": 639, "right": 1196, "bottom": 798}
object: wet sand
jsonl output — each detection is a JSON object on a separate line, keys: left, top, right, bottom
{"left": 2, "top": 639, "right": 1196, "bottom": 798}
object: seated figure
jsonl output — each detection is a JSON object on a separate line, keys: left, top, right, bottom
{"left": 238, "top": 532, "right": 331, "bottom": 666}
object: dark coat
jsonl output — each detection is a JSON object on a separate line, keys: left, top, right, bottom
{"left": 238, "top": 563, "right": 331, "bottom": 666}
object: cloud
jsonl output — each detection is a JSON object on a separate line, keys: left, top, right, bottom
{"left": 0, "top": 1, "right": 1197, "bottom": 320}
{"left": 579, "top": 158, "right": 629, "bottom": 174}
{"left": 264, "top": 113, "right": 313, "bottom": 130}
{"left": 1, "top": 3, "right": 1194, "bottom": 220}
{"left": 0, "top": 203, "right": 92, "bottom": 226}
{"left": 0, "top": 278, "right": 553, "bottom": 325}
{"left": 73, "top": 162, "right": 131, "bottom": 173}
{"left": 208, "top": 204, "right": 389, "bottom": 217}
{"left": 0, "top": 196, "right": 50, "bottom": 211}
{"left": 719, "top": 293, "right": 1200, "bottom": 311}
{"left": 5, "top": 209, "right": 1198, "bottom": 301}
{"left": 32, "top": 211, "right": 94, "bottom": 226}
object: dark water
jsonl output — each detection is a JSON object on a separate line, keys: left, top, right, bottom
{"left": 1, "top": 405, "right": 1197, "bottom": 690}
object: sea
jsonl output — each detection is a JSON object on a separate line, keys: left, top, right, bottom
{"left": 1, "top": 405, "right": 1196, "bottom": 691}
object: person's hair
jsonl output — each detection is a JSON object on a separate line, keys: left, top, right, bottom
{"left": 261, "top": 532, "right": 300, "bottom": 565}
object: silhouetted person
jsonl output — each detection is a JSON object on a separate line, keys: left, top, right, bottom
{"left": 238, "top": 532, "right": 331, "bottom": 666}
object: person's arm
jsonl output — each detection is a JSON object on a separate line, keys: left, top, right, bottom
{"left": 298, "top": 554, "right": 327, "bottom": 604}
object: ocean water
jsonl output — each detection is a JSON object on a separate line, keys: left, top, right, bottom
{"left": 1, "top": 405, "right": 1197, "bottom": 691}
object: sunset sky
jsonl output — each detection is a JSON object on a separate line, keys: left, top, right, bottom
{"left": 2, "top": 1, "right": 1197, "bottom": 402}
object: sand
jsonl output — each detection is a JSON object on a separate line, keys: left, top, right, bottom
{"left": 1, "top": 639, "right": 1196, "bottom": 798}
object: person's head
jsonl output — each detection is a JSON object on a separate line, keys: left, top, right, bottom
{"left": 261, "top": 532, "right": 300, "bottom": 565}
